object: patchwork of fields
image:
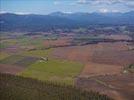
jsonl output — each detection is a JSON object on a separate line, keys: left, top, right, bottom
{"left": 0, "top": 34, "right": 134, "bottom": 100}
{"left": 0, "top": 47, "right": 83, "bottom": 85}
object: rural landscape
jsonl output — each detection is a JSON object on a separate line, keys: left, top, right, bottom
{"left": 0, "top": 0, "right": 134, "bottom": 100}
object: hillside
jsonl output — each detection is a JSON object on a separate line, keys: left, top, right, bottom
{"left": 0, "top": 11, "right": 134, "bottom": 32}
{"left": 0, "top": 73, "right": 112, "bottom": 100}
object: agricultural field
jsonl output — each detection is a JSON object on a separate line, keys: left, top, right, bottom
{"left": 20, "top": 59, "right": 83, "bottom": 85}
{"left": 21, "top": 49, "right": 52, "bottom": 57}
{"left": 0, "top": 52, "right": 9, "bottom": 60}
{"left": 1, "top": 3, "right": 134, "bottom": 100}
{"left": 0, "top": 34, "right": 84, "bottom": 85}
{"left": 0, "top": 32, "right": 134, "bottom": 100}
{"left": 76, "top": 74, "right": 134, "bottom": 100}
{"left": 50, "top": 40, "right": 134, "bottom": 100}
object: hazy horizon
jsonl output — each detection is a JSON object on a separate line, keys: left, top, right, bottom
{"left": 1, "top": 0, "right": 134, "bottom": 15}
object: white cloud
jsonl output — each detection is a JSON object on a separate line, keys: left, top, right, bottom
{"left": 63, "top": 11, "right": 73, "bottom": 14}
{"left": 76, "top": 0, "right": 134, "bottom": 6}
{"left": 125, "top": 1, "right": 134, "bottom": 8}
{"left": 14, "top": 12, "right": 30, "bottom": 15}
{"left": 98, "top": 8, "right": 120, "bottom": 13}
{"left": 54, "top": 1, "right": 60, "bottom": 5}
{"left": 0, "top": 11, "right": 8, "bottom": 14}
{"left": 77, "top": 0, "right": 87, "bottom": 4}
{"left": 76, "top": 0, "right": 134, "bottom": 10}
{"left": 111, "top": 9, "right": 120, "bottom": 13}
{"left": 77, "top": 0, "right": 93, "bottom": 5}
{"left": 0, "top": 11, "right": 31, "bottom": 15}
{"left": 99, "top": 8, "right": 109, "bottom": 13}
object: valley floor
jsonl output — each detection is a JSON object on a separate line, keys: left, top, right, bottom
{"left": 0, "top": 34, "right": 134, "bottom": 100}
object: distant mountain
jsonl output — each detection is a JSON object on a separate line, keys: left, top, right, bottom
{"left": 0, "top": 11, "right": 134, "bottom": 32}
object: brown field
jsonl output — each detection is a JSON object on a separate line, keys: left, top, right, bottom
{"left": 1, "top": 35, "right": 134, "bottom": 100}
{"left": 51, "top": 42, "right": 133, "bottom": 64}
{"left": 0, "top": 64, "right": 24, "bottom": 75}
{"left": 92, "top": 50, "right": 134, "bottom": 66}
{"left": 51, "top": 41, "right": 134, "bottom": 100}
{"left": 80, "top": 62, "right": 122, "bottom": 77}
{"left": 52, "top": 42, "right": 134, "bottom": 76}
{"left": 4, "top": 45, "right": 21, "bottom": 53}
{"left": 104, "top": 34, "right": 132, "bottom": 40}
{"left": 51, "top": 44, "right": 96, "bottom": 63}
{"left": 44, "top": 37, "right": 72, "bottom": 48}
{"left": 76, "top": 74, "right": 134, "bottom": 100}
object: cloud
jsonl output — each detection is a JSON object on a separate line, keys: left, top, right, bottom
{"left": 76, "top": 0, "right": 120, "bottom": 5}
{"left": 99, "top": 8, "right": 109, "bottom": 13}
{"left": 13, "top": 12, "right": 30, "bottom": 15}
{"left": 98, "top": 8, "right": 119, "bottom": 13}
{"left": 77, "top": 0, "right": 92, "bottom": 4}
{"left": 124, "top": 1, "right": 134, "bottom": 8}
{"left": 0, "top": 11, "right": 31, "bottom": 15}
{"left": 0, "top": 11, "right": 8, "bottom": 14}
{"left": 77, "top": 0, "right": 87, "bottom": 4}
{"left": 76, "top": 0, "right": 134, "bottom": 6}
{"left": 76, "top": 0, "right": 134, "bottom": 9}
{"left": 53, "top": 1, "right": 61, "bottom": 5}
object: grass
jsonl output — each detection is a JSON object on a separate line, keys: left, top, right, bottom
{"left": 0, "top": 73, "right": 111, "bottom": 100}
{"left": 16, "top": 36, "right": 45, "bottom": 49}
{"left": 14, "top": 56, "right": 39, "bottom": 67}
{"left": 0, "top": 39, "right": 17, "bottom": 49}
{"left": 0, "top": 35, "right": 45, "bottom": 50}
{"left": 0, "top": 54, "right": 39, "bottom": 67}
{"left": 0, "top": 52, "right": 9, "bottom": 60}
{"left": 0, "top": 43, "right": 8, "bottom": 49}
{"left": 0, "top": 55, "right": 25, "bottom": 65}
{"left": 20, "top": 59, "right": 84, "bottom": 85}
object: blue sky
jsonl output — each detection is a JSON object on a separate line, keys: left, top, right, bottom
{"left": 0, "top": 0, "right": 134, "bottom": 14}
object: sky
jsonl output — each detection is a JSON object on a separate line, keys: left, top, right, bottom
{"left": 0, "top": 0, "right": 134, "bottom": 15}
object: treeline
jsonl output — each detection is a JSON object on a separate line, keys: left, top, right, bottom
{"left": 0, "top": 73, "right": 112, "bottom": 100}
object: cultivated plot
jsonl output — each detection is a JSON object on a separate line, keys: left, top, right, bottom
{"left": 21, "top": 59, "right": 84, "bottom": 85}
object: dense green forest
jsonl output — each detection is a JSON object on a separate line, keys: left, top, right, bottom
{"left": 0, "top": 73, "right": 112, "bottom": 100}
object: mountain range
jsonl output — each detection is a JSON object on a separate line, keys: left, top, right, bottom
{"left": 0, "top": 11, "right": 134, "bottom": 32}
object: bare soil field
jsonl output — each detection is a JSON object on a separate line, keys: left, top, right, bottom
{"left": 76, "top": 74, "right": 134, "bottom": 100}
{"left": 51, "top": 42, "right": 133, "bottom": 64}
{"left": 104, "top": 34, "right": 132, "bottom": 40}
{"left": 44, "top": 38, "right": 72, "bottom": 48}
{"left": 51, "top": 41, "right": 134, "bottom": 100}
{"left": 3, "top": 45, "right": 24, "bottom": 54}
{"left": 52, "top": 41, "right": 134, "bottom": 75}
{"left": 88, "top": 43, "right": 134, "bottom": 76}
{"left": 92, "top": 50, "right": 134, "bottom": 66}
{"left": 0, "top": 64, "right": 24, "bottom": 75}
{"left": 95, "top": 42, "right": 129, "bottom": 51}
{"left": 80, "top": 62, "right": 122, "bottom": 77}
{"left": 51, "top": 44, "right": 97, "bottom": 63}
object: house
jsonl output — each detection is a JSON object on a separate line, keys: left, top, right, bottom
{"left": 40, "top": 57, "right": 48, "bottom": 61}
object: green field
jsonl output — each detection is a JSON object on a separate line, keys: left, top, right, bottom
{"left": 0, "top": 55, "right": 25, "bottom": 65}
{"left": 20, "top": 59, "right": 83, "bottom": 85}
{"left": 0, "top": 48, "right": 83, "bottom": 85}
{"left": 0, "top": 52, "right": 9, "bottom": 60}
{"left": 0, "top": 39, "right": 17, "bottom": 49}
{"left": 0, "top": 34, "right": 105, "bottom": 86}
